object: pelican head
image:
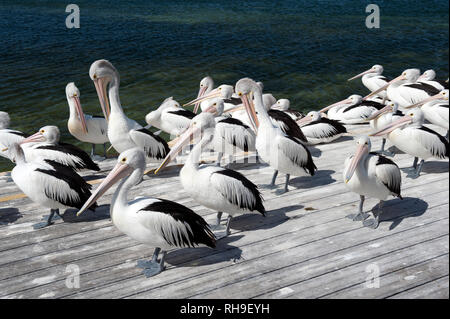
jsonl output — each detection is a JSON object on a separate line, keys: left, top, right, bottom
{"left": 185, "top": 84, "right": 233, "bottom": 110}
{"left": 21, "top": 125, "right": 60, "bottom": 145}
{"left": 418, "top": 69, "right": 436, "bottom": 82}
{"left": 0, "top": 111, "right": 10, "bottom": 130}
{"left": 367, "top": 101, "right": 399, "bottom": 121}
{"left": 320, "top": 94, "right": 362, "bottom": 113}
{"left": 347, "top": 64, "right": 384, "bottom": 81}
{"left": 404, "top": 89, "right": 449, "bottom": 109}
{"left": 262, "top": 94, "right": 277, "bottom": 110}
{"left": 297, "top": 111, "right": 321, "bottom": 126}
{"left": 235, "top": 78, "right": 261, "bottom": 131}
{"left": 192, "top": 76, "right": 214, "bottom": 113}
{"left": 89, "top": 59, "right": 119, "bottom": 121}
{"left": 370, "top": 108, "right": 423, "bottom": 137}
{"left": 364, "top": 68, "right": 421, "bottom": 100}
{"left": 155, "top": 113, "right": 216, "bottom": 174}
{"left": 65, "top": 82, "right": 88, "bottom": 134}
{"left": 272, "top": 99, "right": 290, "bottom": 111}
{"left": 202, "top": 98, "right": 224, "bottom": 116}
{"left": 345, "top": 136, "right": 371, "bottom": 183}
{"left": 77, "top": 148, "right": 145, "bottom": 216}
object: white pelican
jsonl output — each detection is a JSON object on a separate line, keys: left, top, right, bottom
{"left": 20, "top": 126, "right": 100, "bottom": 172}
{"left": 89, "top": 60, "right": 169, "bottom": 160}
{"left": 0, "top": 111, "right": 25, "bottom": 161}
{"left": 417, "top": 69, "right": 448, "bottom": 91}
{"left": 236, "top": 78, "right": 317, "bottom": 194}
{"left": 370, "top": 108, "right": 449, "bottom": 178}
{"left": 66, "top": 82, "right": 109, "bottom": 158}
{"left": 366, "top": 69, "right": 441, "bottom": 107}
{"left": 320, "top": 94, "right": 385, "bottom": 124}
{"left": 203, "top": 98, "right": 256, "bottom": 166}
{"left": 404, "top": 90, "right": 449, "bottom": 139}
{"left": 343, "top": 136, "right": 402, "bottom": 229}
{"left": 366, "top": 101, "right": 403, "bottom": 155}
{"left": 5, "top": 143, "right": 97, "bottom": 229}
{"left": 145, "top": 97, "right": 195, "bottom": 137}
{"left": 155, "top": 112, "right": 265, "bottom": 239}
{"left": 297, "top": 111, "right": 347, "bottom": 145}
{"left": 271, "top": 99, "right": 305, "bottom": 121}
{"left": 77, "top": 148, "right": 216, "bottom": 277}
{"left": 348, "top": 64, "right": 389, "bottom": 99}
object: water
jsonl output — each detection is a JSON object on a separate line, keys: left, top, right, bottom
{"left": 0, "top": 0, "right": 448, "bottom": 171}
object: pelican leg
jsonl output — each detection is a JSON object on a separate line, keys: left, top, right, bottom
{"left": 33, "top": 209, "right": 59, "bottom": 229}
{"left": 215, "top": 211, "right": 223, "bottom": 226}
{"left": 363, "top": 200, "right": 383, "bottom": 229}
{"left": 137, "top": 247, "right": 166, "bottom": 277}
{"left": 212, "top": 214, "right": 232, "bottom": 240}
{"left": 275, "top": 174, "right": 290, "bottom": 195}
{"left": 379, "top": 138, "right": 395, "bottom": 157}
{"left": 103, "top": 143, "right": 107, "bottom": 158}
{"left": 347, "top": 195, "right": 369, "bottom": 221}
{"left": 408, "top": 159, "right": 425, "bottom": 179}
{"left": 446, "top": 130, "right": 449, "bottom": 142}
{"left": 261, "top": 170, "right": 278, "bottom": 189}
{"left": 216, "top": 152, "right": 223, "bottom": 167}
{"left": 90, "top": 144, "right": 96, "bottom": 158}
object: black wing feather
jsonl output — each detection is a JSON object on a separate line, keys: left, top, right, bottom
{"left": 167, "top": 109, "right": 196, "bottom": 120}
{"left": 135, "top": 128, "right": 170, "bottom": 159}
{"left": 141, "top": 199, "right": 215, "bottom": 248}
{"left": 284, "top": 135, "right": 317, "bottom": 175}
{"left": 36, "top": 143, "right": 100, "bottom": 171}
{"left": 417, "top": 126, "right": 449, "bottom": 158}
{"left": 406, "top": 83, "right": 441, "bottom": 96}
{"left": 370, "top": 153, "right": 402, "bottom": 199}
{"left": 268, "top": 109, "right": 308, "bottom": 143}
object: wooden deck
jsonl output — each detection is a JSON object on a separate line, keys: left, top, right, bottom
{"left": 0, "top": 124, "right": 448, "bottom": 299}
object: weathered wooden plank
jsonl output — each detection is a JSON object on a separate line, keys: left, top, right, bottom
{"left": 387, "top": 276, "right": 449, "bottom": 299}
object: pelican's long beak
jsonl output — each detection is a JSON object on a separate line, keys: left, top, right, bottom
{"left": 184, "top": 88, "right": 222, "bottom": 107}
{"left": 154, "top": 125, "right": 201, "bottom": 174}
{"left": 347, "top": 69, "right": 373, "bottom": 81}
{"left": 93, "top": 77, "right": 111, "bottom": 121}
{"left": 296, "top": 116, "right": 312, "bottom": 127}
{"left": 239, "top": 93, "right": 259, "bottom": 132}
{"left": 77, "top": 163, "right": 133, "bottom": 216}
{"left": 73, "top": 95, "right": 88, "bottom": 134}
{"left": 193, "top": 86, "right": 208, "bottom": 113}
{"left": 203, "top": 104, "right": 218, "bottom": 115}
{"left": 363, "top": 74, "right": 405, "bottom": 100}
{"left": 370, "top": 115, "right": 412, "bottom": 137}
{"left": 404, "top": 92, "right": 448, "bottom": 109}
{"left": 366, "top": 105, "right": 393, "bottom": 121}
{"left": 20, "top": 132, "right": 45, "bottom": 145}
{"left": 345, "top": 144, "right": 368, "bottom": 183}
{"left": 320, "top": 98, "right": 352, "bottom": 113}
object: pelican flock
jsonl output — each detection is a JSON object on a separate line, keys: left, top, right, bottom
{"left": 1, "top": 59, "right": 448, "bottom": 281}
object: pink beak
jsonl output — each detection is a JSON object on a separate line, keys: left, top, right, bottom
{"left": 73, "top": 96, "right": 88, "bottom": 134}
{"left": 366, "top": 104, "right": 393, "bottom": 121}
{"left": 77, "top": 162, "right": 133, "bottom": 216}
{"left": 185, "top": 88, "right": 222, "bottom": 108}
{"left": 296, "top": 116, "right": 312, "bottom": 127}
{"left": 363, "top": 73, "right": 406, "bottom": 100}
{"left": 193, "top": 86, "right": 208, "bottom": 113}
{"left": 239, "top": 93, "right": 259, "bottom": 132}
{"left": 370, "top": 115, "right": 412, "bottom": 137}
{"left": 347, "top": 69, "right": 374, "bottom": 81}
{"left": 320, "top": 98, "right": 353, "bottom": 113}
{"left": 344, "top": 144, "right": 368, "bottom": 183}
{"left": 93, "top": 78, "right": 111, "bottom": 121}
{"left": 404, "top": 91, "right": 448, "bottom": 109}
{"left": 20, "top": 132, "right": 45, "bottom": 145}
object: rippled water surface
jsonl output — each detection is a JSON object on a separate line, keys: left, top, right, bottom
{"left": 0, "top": 0, "right": 448, "bottom": 171}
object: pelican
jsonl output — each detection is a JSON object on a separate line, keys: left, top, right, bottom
{"left": 203, "top": 98, "right": 256, "bottom": 166}
{"left": 145, "top": 97, "right": 195, "bottom": 137}
{"left": 417, "top": 69, "right": 448, "bottom": 91}
{"left": 343, "top": 136, "right": 402, "bottom": 229}
{"left": 297, "top": 111, "right": 347, "bottom": 145}
{"left": 366, "top": 101, "right": 403, "bottom": 155}
{"left": 66, "top": 82, "right": 109, "bottom": 158}
{"left": 270, "top": 99, "right": 305, "bottom": 121}
{"left": 404, "top": 90, "right": 449, "bottom": 139}
{"left": 20, "top": 126, "right": 100, "bottom": 172}
{"left": 77, "top": 148, "right": 215, "bottom": 277}
{"left": 366, "top": 69, "right": 440, "bottom": 107}
{"left": 320, "top": 94, "right": 385, "bottom": 124}
{"left": 89, "top": 60, "right": 169, "bottom": 160}
{"left": 0, "top": 111, "right": 25, "bottom": 161}
{"left": 370, "top": 108, "right": 449, "bottom": 178}
{"left": 4, "top": 143, "right": 97, "bottom": 229}
{"left": 155, "top": 112, "right": 265, "bottom": 239}
{"left": 193, "top": 77, "right": 241, "bottom": 113}
{"left": 236, "top": 78, "right": 317, "bottom": 194}
{"left": 348, "top": 64, "right": 389, "bottom": 99}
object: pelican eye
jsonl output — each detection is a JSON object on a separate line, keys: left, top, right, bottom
{"left": 121, "top": 157, "right": 127, "bottom": 163}
{"left": 213, "top": 103, "right": 217, "bottom": 106}
{"left": 93, "top": 74, "right": 97, "bottom": 79}
{"left": 409, "top": 113, "right": 414, "bottom": 117}
{"left": 40, "top": 130, "right": 45, "bottom": 133}
{"left": 238, "top": 92, "right": 242, "bottom": 96}
{"left": 73, "top": 93, "right": 78, "bottom": 97}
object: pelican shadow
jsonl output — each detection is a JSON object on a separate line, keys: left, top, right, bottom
{"left": 0, "top": 207, "right": 22, "bottom": 225}
{"left": 290, "top": 169, "right": 336, "bottom": 189}
{"left": 420, "top": 161, "right": 449, "bottom": 174}
{"left": 59, "top": 204, "right": 110, "bottom": 223}
{"left": 369, "top": 197, "right": 428, "bottom": 230}
{"left": 167, "top": 234, "right": 244, "bottom": 267}
{"left": 230, "top": 204, "right": 304, "bottom": 232}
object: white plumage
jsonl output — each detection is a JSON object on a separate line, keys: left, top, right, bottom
{"left": 297, "top": 111, "right": 347, "bottom": 145}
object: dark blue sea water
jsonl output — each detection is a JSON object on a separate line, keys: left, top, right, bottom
{"left": 0, "top": 0, "right": 448, "bottom": 170}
